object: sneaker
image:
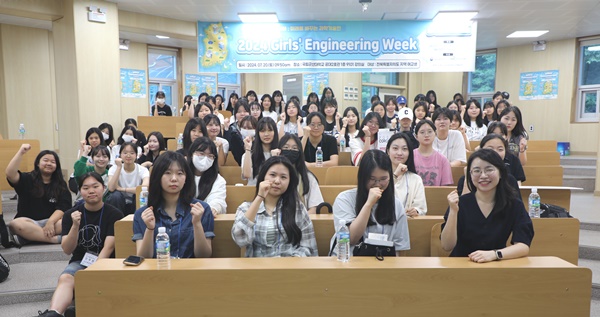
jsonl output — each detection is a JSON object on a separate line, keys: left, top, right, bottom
{"left": 64, "top": 306, "right": 76, "bottom": 317}
{"left": 36, "top": 309, "right": 64, "bottom": 317}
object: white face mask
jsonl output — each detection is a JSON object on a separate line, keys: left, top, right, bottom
{"left": 122, "top": 135, "right": 134, "bottom": 143}
{"left": 193, "top": 155, "right": 214, "bottom": 172}
{"left": 102, "top": 132, "right": 110, "bottom": 141}
{"left": 157, "top": 98, "right": 166, "bottom": 105}
{"left": 240, "top": 129, "right": 255, "bottom": 139}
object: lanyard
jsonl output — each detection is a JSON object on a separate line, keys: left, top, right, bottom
{"left": 82, "top": 205, "right": 104, "bottom": 251}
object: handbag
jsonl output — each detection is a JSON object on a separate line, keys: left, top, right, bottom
{"left": 0, "top": 252, "right": 9, "bottom": 283}
{"left": 353, "top": 238, "right": 395, "bottom": 261}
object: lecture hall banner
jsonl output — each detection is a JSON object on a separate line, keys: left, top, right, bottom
{"left": 120, "top": 68, "right": 147, "bottom": 98}
{"left": 197, "top": 20, "right": 477, "bottom": 73}
{"left": 185, "top": 74, "right": 217, "bottom": 97}
{"left": 519, "top": 70, "right": 559, "bottom": 100}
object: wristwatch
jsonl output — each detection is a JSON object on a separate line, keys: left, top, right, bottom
{"left": 495, "top": 250, "right": 503, "bottom": 260}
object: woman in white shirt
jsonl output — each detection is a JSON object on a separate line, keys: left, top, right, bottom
{"left": 431, "top": 107, "right": 467, "bottom": 166}
{"left": 349, "top": 112, "right": 383, "bottom": 166}
{"left": 188, "top": 137, "right": 227, "bottom": 216}
{"left": 386, "top": 133, "right": 427, "bottom": 217}
{"left": 463, "top": 99, "right": 488, "bottom": 141}
{"left": 261, "top": 94, "right": 279, "bottom": 122}
{"left": 203, "top": 114, "right": 229, "bottom": 167}
{"left": 106, "top": 142, "right": 149, "bottom": 215}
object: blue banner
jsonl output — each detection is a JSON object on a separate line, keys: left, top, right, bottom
{"left": 519, "top": 70, "right": 559, "bottom": 100}
{"left": 197, "top": 20, "right": 476, "bottom": 73}
{"left": 303, "top": 73, "right": 329, "bottom": 98}
{"left": 185, "top": 74, "right": 217, "bottom": 97}
{"left": 120, "top": 68, "right": 147, "bottom": 98}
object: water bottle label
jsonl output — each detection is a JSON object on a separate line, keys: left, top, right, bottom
{"left": 338, "top": 232, "right": 350, "bottom": 243}
{"left": 156, "top": 241, "right": 170, "bottom": 253}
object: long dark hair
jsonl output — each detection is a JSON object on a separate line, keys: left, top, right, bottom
{"left": 252, "top": 117, "right": 279, "bottom": 178}
{"left": 117, "top": 126, "right": 138, "bottom": 145}
{"left": 463, "top": 99, "right": 483, "bottom": 128}
{"left": 340, "top": 106, "right": 360, "bottom": 145}
{"left": 85, "top": 128, "right": 103, "bottom": 146}
{"left": 182, "top": 118, "right": 208, "bottom": 157}
{"left": 194, "top": 102, "right": 213, "bottom": 118}
{"left": 278, "top": 134, "right": 310, "bottom": 197}
{"left": 493, "top": 100, "right": 510, "bottom": 121}
{"left": 31, "top": 150, "right": 68, "bottom": 199}
{"left": 187, "top": 137, "right": 219, "bottom": 201}
{"left": 261, "top": 94, "right": 274, "bottom": 112}
{"left": 226, "top": 92, "right": 239, "bottom": 113}
{"left": 148, "top": 151, "right": 196, "bottom": 213}
{"left": 320, "top": 87, "right": 335, "bottom": 105}
{"left": 466, "top": 149, "right": 517, "bottom": 214}
{"left": 487, "top": 121, "right": 508, "bottom": 137}
{"left": 272, "top": 90, "right": 284, "bottom": 114}
{"left": 357, "top": 112, "right": 384, "bottom": 139}
{"left": 306, "top": 92, "right": 319, "bottom": 108}
{"left": 98, "top": 123, "right": 114, "bottom": 146}
{"left": 356, "top": 150, "right": 396, "bottom": 226}
{"left": 500, "top": 106, "right": 527, "bottom": 138}
{"left": 284, "top": 99, "right": 301, "bottom": 124}
{"left": 320, "top": 97, "right": 338, "bottom": 121}
{"left": 385, "top": 133, "right": 417, "bottom": 174}
{"left": 255, "top": 156, "right": 302, "bottom": 246}
{"left": 144, "top": 131, "right": 166, "bottom": 162}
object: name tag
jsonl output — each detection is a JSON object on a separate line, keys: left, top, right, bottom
{"left": 368, "top": 233, "right": 388, "bottom": 241}
{"left": 81, "top": 252, "right": 99, "bottom": 267}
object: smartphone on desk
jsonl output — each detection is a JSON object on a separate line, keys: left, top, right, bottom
{"left": 123, "top": 255, "right": 144, "bottom": 266}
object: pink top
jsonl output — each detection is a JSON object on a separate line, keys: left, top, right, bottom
{"left": 413, "top": 149, "right": 453, "bottom": 186}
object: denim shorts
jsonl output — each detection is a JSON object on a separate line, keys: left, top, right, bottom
{"left": 62, "top": 261, "right": 86, "bottom": 276}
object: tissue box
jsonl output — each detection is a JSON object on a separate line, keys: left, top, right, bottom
{"left": 557, "top": 142, "right": 570, "bottom": 156}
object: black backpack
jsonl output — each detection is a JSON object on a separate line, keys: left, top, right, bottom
{"left": 0, "top": 252, "right": 9, "bottom": 283}
{"left": 540, "top": 203, "right": 572, "bottom": 218}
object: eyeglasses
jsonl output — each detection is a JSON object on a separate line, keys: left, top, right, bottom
{"left": 309, "top": 123, "right": 324, "bottom": 129}
{"left": 194, "top": 152, "right": 216, "bottom": 160}
{"left": 366, "top": 120, "right": 379, "bottom": 127}
{"left": 470, "top": 167, "right": 497, "bottom": 177}
{"left": 418, "top": 130, "right": 435, "bottom": 136}
{"left": 368, "top": 176, "right": 390, "bottom": 185}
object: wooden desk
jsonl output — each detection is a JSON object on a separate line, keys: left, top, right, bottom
{"left": 0, "top": 139, "right": 41, "bottom": 190}
{"left": 76, "top": 257, "right": 591, "bottom": 317}
{"left": 136, "top": 116, "right": 188, "bottom": 139}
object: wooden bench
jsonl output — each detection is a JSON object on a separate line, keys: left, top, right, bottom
{"left": 76, "top": 257, "right": 592, "bottom": 317}
{"left": 136, "top": 116, "right": 188, "bottom": 139}
{"left": 307, "top": 166, "right": 329, "bottom": 184}
{"left": 466, "top": 151, "right": 560, "bottom": 166}
{"left": 324, "top": 166, "right": 358, "bottom": 185}
{"left": 338, "top": 151, "right": 352, "bottom": 166}
{"left": 470, "top": 140, "right": 558, "bottom": 152}
{"left": 430, "top": 217, "right": 580, "bottom": 265}
{"left": 220, "top": 166, "right": 246, "bottom": 185}
{"left": 0, "top": 139, "right": 41, "bottom": 191}
{"left": 451, "top": 165, "right": 564, "bottom": 186}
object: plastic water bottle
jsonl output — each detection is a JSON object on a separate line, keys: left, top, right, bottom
{"left": 316, "top": 146, "right": 323, "bottom": 167}
{"left": 337, "top": 220, "right": 350, "bottom": 262}
{"left": 339, "top": 139, "right": 346, "bottom": 153}
{"left": 176, "top": 133, "right": 184, "bottom": 150}
{"left": 139, "top": 186, "right": 148, "bottom": 207}
{"left": 156, "top": 227, "right": 171, "bottom": 269}
{"left": 18, "top": 123, "right": 25, "bottom": 139}
{"left": 528, "top": 187, "right": 541, "bottom": 218}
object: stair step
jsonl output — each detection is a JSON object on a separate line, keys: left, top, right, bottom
{"left": 0, "top": 261, "right": 63, "bottom": 306}
{"left": 0, "top": 300, "right": 51, "bottom": 317}
{"left": 563, "top": 166, "right": 597, "bottom": 177}
{"left": 560, "top": 156, "right": 598, "bottom": 166}
{"left": 2, "top": 244, "right": 70, "bottom": 265}
{"left": 563, "top": 178, "right": 596, "bottom": 192}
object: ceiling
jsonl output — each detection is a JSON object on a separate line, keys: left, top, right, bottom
{"left": 106, "top": 0, "right": 600, "bottom": 50}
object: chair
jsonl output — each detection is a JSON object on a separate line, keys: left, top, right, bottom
{"left": 225, "top": 185, "right": 255, "bottom": 214}
{"left": 324, "top": 166, "right": 358, "bottom": 185}
{"left": 430, "top": 223, "right": 451, "bottom": 257}
{"left": 220, "top": 166, "right": 246, "bottom": 185}
{"left": 307, "top": 166, "right": 328, "bottom": 184}
{"left": 338, "top": 151, "right": 352, "bottom": 166}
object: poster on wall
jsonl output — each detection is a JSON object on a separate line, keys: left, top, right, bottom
{"left": 120, "top": 68, "right": 147, "bottom": 98}
{"left": 519, "top": 70, "right": 559, "bottom": 100}
{"left": 197, "top": 20, "right": 477, "bottom": 73}
{"left": 302, "top": 73, "right": 329, "bottom": 97}
{"left": 185, "top": 74, "right": 217, "bottom": 96}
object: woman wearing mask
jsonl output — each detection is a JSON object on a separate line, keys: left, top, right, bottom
{"left": 151, "top": 91, "right": 172, "bottom": 116}
{"left": 188, "top": 137, "right": 227, "bottom": 216}
{"left": 110, "top": 126, "right": 142, "bottom": 164}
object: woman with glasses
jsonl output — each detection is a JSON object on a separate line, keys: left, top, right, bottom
{"left": 413, "top": 120, "right": 453, "bottom": 186}
{"left": 441, "top": 149, "right": 533, "bottom": 262}
{"left": 187, "top": 137, "right": 227, "bottom": 216}
{"left": 349, "top": 112, "right": 384, "bottom": 166}
{"left": 301, "top": 112, "right": 339, "bottom": 167}
{"left": 330, "top": 150, "right": 410, "bottom": 257}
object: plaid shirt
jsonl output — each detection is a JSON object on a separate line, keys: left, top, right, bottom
{"left": 232, "top": 200, "right": 318, "bottom": 257}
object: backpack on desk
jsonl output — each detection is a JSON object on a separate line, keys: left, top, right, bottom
{"left": 540, "top": 203, "right": 572, "bottom": 218}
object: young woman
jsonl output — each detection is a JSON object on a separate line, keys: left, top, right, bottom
{"left": 384, "top": 98, "right": 399, "bottom": 128}
{"left": 177, "top": 118, "right": 208, "bottom": 158}
{"left": 303, "top": 92, "right": 320, "bottom": 114}
{"left": 6, "top": 145, "right": 72, "bottom": 245}
{"left": 413, "top": 120, "right": 453, "bottom": 186}
{"left": 249, "top": 100, "right": 263, "bottom": 121}
{"left": 277, "top": 99, "right": 305, "bottom": 137}
{"left": 463, "top": 99, "right": 487, "bottom": 141}
{"left": 494, "top": 100, "right": 510, "bottom": 121}
{"left": 133, "top": 151, "right": 214, "bottom": 258}
{"left": 151, "top": 91, "right": 172, "bottom": 116}
{"left": 214, "top": 94, "right": 225, "bottom": 111}
{"left": 449, "top": 110, "right": 471, "bottom": 152}
{"left": 98, "top": 123, "right": 115, "bottom": 148}
{"left": 246, "top": 90, "right": 258, "bottom": 103}
{"left": 500, "top": 106, "right": 529, "bottom": 165}
{"left": 320, "top": 87, "right": 335, "bottom": 105}
{"left": 232, "top": 156, "right": 318, "bottom": 257}
{"left": 301, "top": 112, "right": 339, "bottom": 167}
{"left": 261, "top": 94, "right": 278, "bottom": 122}
{"left": 111, "top": 126, "right": 142, "bottom": 164}
{"left": 106, "top": 142, "right": 150, "bottom": 215}
{"left": 338, "top": 106, "right": 360, "bottom": 152}
{"left": 193, "top": 102, "right": 213, "bottom": 120}
{"left": 224, "top": 100, "right": 254, "bottom": 165}
{"left": 242, "top": 117, "right": 279, "bottom": 186}
{"left": 181, "top": 94, "right": 193, "bottom": 116}
{"left": 37, "top": 172, "right": 123, "bottom": 317}
{"left": 225, "top": 92, "right": 239, "bottom": 113}
{"left": 137, "top": 131, "right": 166, "bottom": 169}
{"left": 446, "top": 101, "right": 459, "bottom": 111}
{"left": 482, "top": 101, "right": 495, "bottom": 126}
{"left": 487, "top": 121, "right": 508, "bottom": 137}
{"left": 306, "top": 101, "right": 320, "bottom": 114}
{"left": 453, "top": 93, "right": 464, "bottom": 105}
{"left": 204, "top": 114, "right": 229, "bottom": 166}
{"left": 73, "top": 145, "right": 111, "bottom": 202}
{"left": 321, "top": 98, "right": 340, "bottom": 137}
{"left": 330, "top": 150, "right": 410, "bottom": 256}
{"left": 272, "top": 90, "right": 284, "bottom": 114}
{"left": 411, "top": 101, "right": 428, "bottom": 131}
{"left": 426, "top": 90, "right": 439, "bottom": 109}
{"left": 76, "top": 127, "right": 103, "bottom": 162}
{"left": 441, "top": 149, "right": 534, "bottom": 262}
{"left": 386, "top": 133, "right": 427, "bottom": 217}
{"left": 457, "top": 134, "right": 523, "bottom": 196}
{"left": 349, "top": 112, "right": 383, "bottom": 166}
{"left": 370, "top": 101, "right": 386, "bottom": 121}
{"left": 198, "top": 92, "right": 209, "bottom": 103}
{"left": 492, "top": 91, "right": 504, "bottom": 107}
{"left": 432, "top": 107, "right": 467, "bottom": 166}
{"left": 188, "top": 137, "right": 227, "bottom": 216}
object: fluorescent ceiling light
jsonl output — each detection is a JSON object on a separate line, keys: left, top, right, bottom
{"left": 238, "top": 13, "right": 278, "bottom": 23}
{"left": 433, "top": 11, "right": 478, "bottom": 23}
{"left": 156, "top": 35, "right": 170, "bottom": 39}
{"left": 507, "top": 31, "right": 548, "bottom": 38}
